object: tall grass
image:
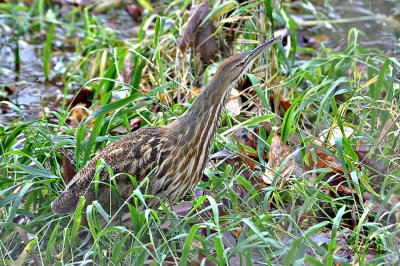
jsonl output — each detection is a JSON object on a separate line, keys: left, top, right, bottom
{"left": 0, "top": 0, "right": 399, "bottom": 265}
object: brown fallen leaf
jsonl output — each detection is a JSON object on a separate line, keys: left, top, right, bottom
{"left": 233, "top": 227, "right": 242, "bottom": 238}
{"left": 179, "top": 2, "right": 208, "bottom": 51}
{"left": 66, "top": 87, "right": 93, "bottom": 107}
{"left": 125, "top": 2, "right": 143, "bottom": 23}
{"left": 233, "top": 127, "right": 273, "bottom": 171}
{"left": 196, "top": 252, "right": 216, "bottom": 266}
{"left": 172, "top": 200, "right": 193, "bottom": 218}
{"left": 309, "top": 34, "right": 330, "bottom": 44}
{"left": 263, "top": 134, "right": 298, "bottom": 184}
{"left": 191, "top": 86, "right": 202, "bottom": 96}
{"left": 195, "top": 20, "right": 217, "bottom": 64}
{"left": 178, "top": 2, "right": 218, "bottom": 63}
{"left": 236, "top": 128, "right": 258, "bottom": 170}
{"left": 58, "top": 148, "right": 76, "bottom": 185}
{"left": 140, "top": 87, "right": 150, "bottom": 94}
{"left": 69, "top": 103, "right": 89, "bottom": 127}
{"left": 130, "top": 117, "right": 142, "bottom": 131}
{"left": 355, "top": 142, "right": 388, "bottom": 176}
{"left": 279, "top": 96, "right": 292, "bottom": 111}
{"left": 208, "top": 148, "right": 244, "bottom": 171}
{"left": 209, "top": 149, "right": 237, "bottom": 161}
{"left": 351, "top": 203, "right": 357, "bottom": 228}
{"left": 364, "top": 192, "right": 400, "bottom": 217}
{"left": 378, "top": 116, "right": 397, "bottom": 142}
{"left": 4, "top": 85, "right": 15, "bottom": 96}
{"left": 308, "top": 145, "right": 343, "bottom": 175}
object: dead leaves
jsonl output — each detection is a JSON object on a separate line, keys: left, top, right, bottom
{"left": 57, "top": 148, "right": 77, "bottom": 185}
{"left": 178, "top": 2, "right": 217, "bottom": 64}
{"left": 263, "top": 134, "right": 298, "bottom": 185}
{"left": 66, "top": 87, "right": 93, "bottom": 127}
{"left": 308, "top": 145, "right": 343, "bottom": 175}
{"left": 62, "top": 152, "right": 76, "bottom": 185}
{"left": 235, "top": 128, "right": 265, "bottom": 170}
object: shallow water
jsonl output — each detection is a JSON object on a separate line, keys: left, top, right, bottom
{"left": 0, "top": 5, "right": 139, "bottom": 126}
{"left": 0, "top": 39, "right": 62, "bottom": 124}
{"left": 297, "top": 0, "right": 400, "bottom": 55}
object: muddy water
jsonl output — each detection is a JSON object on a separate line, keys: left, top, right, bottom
{"left": 332, "top": 0, "right": 399, "bottom": 55}
{"left": 297, "top": 0, "right": 400, "bottom": 55}
{"left": 0, "top": 5, "right": 138, "bottom": 127}
{"left": 0, "top": 39, "right": 62, "bottom": 125}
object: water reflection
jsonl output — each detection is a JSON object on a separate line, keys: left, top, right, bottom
{"left": 296, "top": 0, "right": 400, "bottom": 55}
{"left": 0, "top": 40, "right": 62, "bottom": 125}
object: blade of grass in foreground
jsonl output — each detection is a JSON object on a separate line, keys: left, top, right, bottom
{"left": 82, "top": 96, "right": 149, "bottom": 165}
{"left": 180, "top": 224, "right": 201, "bottom": 266}
{"left": 326, "top": 205, "right": 346, "bottom": 265}
{"left": 45, "top": 222, "right": 59, "bottom": 265}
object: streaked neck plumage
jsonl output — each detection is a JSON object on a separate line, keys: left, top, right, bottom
{"left": 171, "top": 77, "right": 231, "bottom": 147}
{"left": 170, "top": 35, "right": 283, "bottom": 148}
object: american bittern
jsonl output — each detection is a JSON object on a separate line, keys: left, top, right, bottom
{"left": 51, "top": 36, "right": 282, "bottom": 215}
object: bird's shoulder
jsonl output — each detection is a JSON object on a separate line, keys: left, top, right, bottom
{"left": 68, "top": 126, "right": 170, "bottom": 186}
{"left": 105, "top": 126, "right": 170, "bottom": 156}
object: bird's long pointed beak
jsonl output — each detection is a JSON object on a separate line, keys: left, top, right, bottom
{"left": 247, "top": 35, "right": 283, "bottom": 60}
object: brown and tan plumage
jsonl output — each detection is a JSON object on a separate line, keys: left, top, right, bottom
{"left": 51, "top": 36, "right": 282, "bottom": 215}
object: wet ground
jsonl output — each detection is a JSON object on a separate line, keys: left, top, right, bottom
{"left": 0, "top": 4, "right": 138, "bottom": 126}
{"left": 0, "top": 39, "right": 61, "bottom": 122}
{"left": 323, "top": 0, "right": 399, "bottom": 54}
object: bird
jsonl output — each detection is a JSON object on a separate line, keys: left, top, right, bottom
{"left": 51, "top": 36, "right": 282, "bottom": 215}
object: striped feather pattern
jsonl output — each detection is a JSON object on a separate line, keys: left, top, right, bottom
{"left": 51, "top": 37, "right": 280, "bottom": 215}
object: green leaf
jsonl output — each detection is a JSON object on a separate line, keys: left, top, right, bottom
{"left": 71, "top": 197, "right": 86, "bottom": 245}
{"left": 214, "top": 235, "right": 226, "bottom": 265}
{"left": 87, "top": 95, "right": 146, "bottom": 121}
{"left": 264, "top": 0, "right": 274, "bottom": 30}
{"left": 200, "top": 1, "right": 238, "bottom": 28}
{"left": 327, "top": 205, "right": 346, "bottom": 265}
{"left": 12, "top": 163, "right": 58, "bottom": 179}
{"left": 7, "top": 181, "right": 32, "bottom": 222}
{"left": 45, "top": 222, "right": 59, "bottom": 264}
{"left": 43, "top": 23, "right": 55, "bottom": 80}
{"left": 13, "top": 238, "right": 37, "bottom": 266}
{"left": 112, "top": 234, "right": 130, "bottom": 264}
{"left": 137, "top": 0, "right": 154, "bottom": 11}
{"left": 181, "top": 224, "right": 201, "bottom": 266}
{"left": 281, "top": 99, "right": 299, "bottom": 143}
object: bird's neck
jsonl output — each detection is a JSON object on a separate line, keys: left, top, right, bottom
{"left": 172, "top": 79, "right": 230, "bottom": 147}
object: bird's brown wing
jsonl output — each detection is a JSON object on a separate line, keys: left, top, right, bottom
{"left": 51, "top": 126, "right": 167, "bottom": 215}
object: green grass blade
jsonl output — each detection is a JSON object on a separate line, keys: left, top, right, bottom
{"left": 181, "top": 224, "right": 201, "bottom": 266}
{"left": 43, "top": 23, "right": 55, "bottom": 80}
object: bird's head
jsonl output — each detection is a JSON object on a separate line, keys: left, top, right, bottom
{"left": 214, "top": 36, "right": 282, "bottom": 87}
